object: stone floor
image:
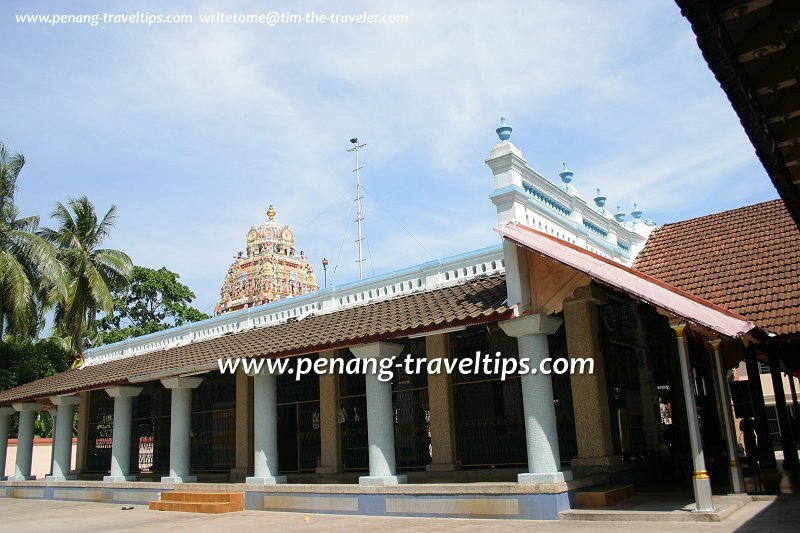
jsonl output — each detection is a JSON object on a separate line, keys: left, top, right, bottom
{"left": 1, "top": 496, "right": 799, "bottom": 532}
{"left": 561, "top": 493, "right": 756, "bottom": 522}
{"left": 558, "top": 451, "right": 800, "bottom": 522}
{"left": 4, "top": 453, "right": 800, "bottom": 529}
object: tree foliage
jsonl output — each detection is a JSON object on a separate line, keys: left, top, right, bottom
{"left": 0, "top": 142, "right": 65, "bottom": 339}
{"left": 0, "top": 337, "right": 70, "bottom": 392}
{"left": 0, "top": 140, "right": 138, "bottom": 390}
{"left": 95, "top": 266, "right": 210, "bottom": 345}
{"left": 41, "top": 197, "right": 133, "bottom": 358}
{"left": 0, "top": 337, "right": 72, "bottom": 437}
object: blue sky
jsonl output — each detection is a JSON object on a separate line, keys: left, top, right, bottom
{"left": 1, "top": 0, "right": 777, "bottom": 316}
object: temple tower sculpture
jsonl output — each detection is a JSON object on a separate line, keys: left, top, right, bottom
{"left": 215, "top": 204, "right": 319, "bottom": 315}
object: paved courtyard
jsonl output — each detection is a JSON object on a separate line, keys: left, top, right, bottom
{"left": 1, "top": 496, "right": 799, "bottom": 532}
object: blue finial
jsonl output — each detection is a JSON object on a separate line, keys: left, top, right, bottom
{"left": 559, "top": 161, "right": 573, "bottom": 184}
{"left": 631, "top": 202, "right": 643, "bottom": 220}
{"left": 614, "top": 205, "right": 626, "bottom": 223}
{"left": 593, "top": 188, "right": 606, "bottom": 208}
{"left": 496, "top": 116, "right": 512, "bottom": 141}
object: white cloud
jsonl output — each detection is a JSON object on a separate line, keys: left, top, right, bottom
{"left": 2, "top": 0, "right": 775, "bottom": 315}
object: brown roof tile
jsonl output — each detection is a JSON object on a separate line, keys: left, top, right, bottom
{"left": 633, "top": 200, "right": 800, "bottom": 336}
{"left": 0, "top": 275, "right": 510, "bottom": 405}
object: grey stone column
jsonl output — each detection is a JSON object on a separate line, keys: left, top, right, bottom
{"left": 350, "top": 342, "right": 406, "bottom": 486}
{"left": 0, "top": 406, "right": 14, "bottom": 480}
{"left": 425, "top": 333, "right": 458, "bottom": 472}
{"left": 103, "top": 386, "right": 143, "bottom": 482}
{"left": 247, "top": 368, "right": 286, "bottom": 484}
{"left": 500, "top": 314, "right": 572, "bottom": 484}
{"left": 563, "top": 286, "right": 620, "bottom": 470}
{"left": 672, "top": 322, "right": 715, "bottom": 512}
{"left": 47, "top": 395, "right": 82, "bottom": 480}
{"left": 231, "top": 370, "right": 253, "bottom": 480}
{"left": 317, "top": 349, "right": 344, "bottom": 474}
{"left": 10, "top": 402, "right": 40, "bottom": 480}
{"left": 161, "top": 377, "right": 203, "bottom": 483}
{"left": 708, "top": 339, "right": 745, "bottom": 494}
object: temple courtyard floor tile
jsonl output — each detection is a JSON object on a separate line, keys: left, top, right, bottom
{"left": 1, "top": 495, "right": 799, "bottom": 532}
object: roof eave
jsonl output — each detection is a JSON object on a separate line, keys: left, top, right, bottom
{"left": 674, "top": 0, "right": 800, "bottom": 229}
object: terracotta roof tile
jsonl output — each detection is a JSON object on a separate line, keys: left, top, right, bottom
{"left": 0, "top": 275, "right": 510, "bottom": 405}
{"left": 633, "top": 200, "right": 800, "bottom": 336}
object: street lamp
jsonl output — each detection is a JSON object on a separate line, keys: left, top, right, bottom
{"left": 322, "top": 258, "right": 329, "bottom": 288}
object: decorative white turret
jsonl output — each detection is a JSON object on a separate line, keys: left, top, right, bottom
{"left": 486, "top": 117, "right": 653, "bottom": 266}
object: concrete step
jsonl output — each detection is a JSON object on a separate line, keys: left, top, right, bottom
{"left": 149, "top": 492, "right": 245, "bottom": 513}
{"left": 575, "top": 484, "right": 635, "bottom": 508}
{"left": 149, "top": 501, "right": 234, "bottom": 514}
{"left": 160, "top": 492, "right": 244, "bottom": 505}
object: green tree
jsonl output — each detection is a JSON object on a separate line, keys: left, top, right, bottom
{"left": 0, "top": 337, "right": 70, "bottom": 391}
{"left": 41, "top": 197, "right": 132, "bottom": 359}
{"left": 95, "top": 266, "right": 210, "bottom": 345}
{"left": 0, "top": 142, "right": 65, "bottom": 338}
{"left": 0, "top": 337, "right": 72, "bottom": 437}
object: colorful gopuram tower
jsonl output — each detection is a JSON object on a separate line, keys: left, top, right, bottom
{"left": 215, "top": 204, "right": 319, "bottom": 315}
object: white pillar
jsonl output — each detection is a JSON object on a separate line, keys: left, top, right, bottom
{"left": 0, "top": 406, "right": 14, "bottom": 481}
{"left": 246, "top": 370, "right": 286, "bottom": 484}
{"left": 46, "top": 395, "right": 82, "bottom": 480}
{"left": 708, "top": 339, "right": 746, "bottom": 494}
{"left": 499, "top": 314, "right": 573, "bottom": 484}
{"left": 672, "top": 322, "right": 716, "bottom": 511}
{"left": 103, "top": 386, "right": 143, "bottom": 482}
{"left": 10, "top": 402, "right": 40, "bottom": 481}
{"left": 350, "top": 342, "right": 406, "bottom": 486}
{"left": 161, "top": 377, "right": 203, "bottom": 483}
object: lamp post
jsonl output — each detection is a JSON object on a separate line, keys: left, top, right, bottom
{"left": 322, "top": 258, "right": 329, "bottom": 288}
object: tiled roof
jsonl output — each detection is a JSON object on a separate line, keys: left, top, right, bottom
{"left": 0, "top": 275, "right": 510, "bottom": 405}
{"left": 497, "top": 223, "right": 754, "bottom": 339}
{"left": 633, "top": 200, "right": 800, "bottom": 336}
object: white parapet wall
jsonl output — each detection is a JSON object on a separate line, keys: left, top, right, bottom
{"left": 82, "top": 245, "right": 506, "bottom": 366}
{"left": 486, "top": 136, "right": 654, "bottom": 265}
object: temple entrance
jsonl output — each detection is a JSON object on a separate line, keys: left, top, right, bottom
{"left": 451, "top": 324, "right": 577, "bottom": 468}
{"left": 190, "top": 374, "right": 236, "bottom": 473}
{"left": 451, "top": 326, "right": 527, "bottom": 467}
{"left": 276, "top": 402, "right": 321, "bottom": 472}
{"left": 340, "top": 371, "right": 368, "bottom": 471}
{"left": 392, "top": 338, "right": 431, "bottom": 470}
{"left": 85, "top": 382, "right": 173, "bottom": 477}
{"left": 339, "top": 339, "right": 432, "bottom": 472}
{"left": 277, "top": 357, "right": 321, "bottom": 473}
{"left": 277, "top": 404, "right": 299, "bottom": 471}
{"left": 85, "top": 390, "right": 114, "bottom": 474}
{"left": 132, "top": 382, "right": 170, "bottom": 476}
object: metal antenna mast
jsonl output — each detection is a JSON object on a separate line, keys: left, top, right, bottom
{"left": 348, "top": 137, "right": 367, "bottom": 280}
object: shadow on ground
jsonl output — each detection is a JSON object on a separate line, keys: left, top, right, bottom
{"left": 734, "top": 495, "right": 800, "bottom": 532}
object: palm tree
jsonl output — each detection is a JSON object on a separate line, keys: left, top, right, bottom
{"left": 0, "top": 142, "right": 65, "bottom": 338}
{"left": 41, "top": 196, "right": 132, "bottom": 358}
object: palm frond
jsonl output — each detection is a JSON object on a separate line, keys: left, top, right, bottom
{"left": 46, "top": 197, "right": 131, "bottom": 354}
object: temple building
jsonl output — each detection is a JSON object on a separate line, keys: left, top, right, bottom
{"left": 215, "top": 205, "right": 319, "bottom": 315}
{"left": 0, "top": 120, "right": 798, "bottom": 521}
